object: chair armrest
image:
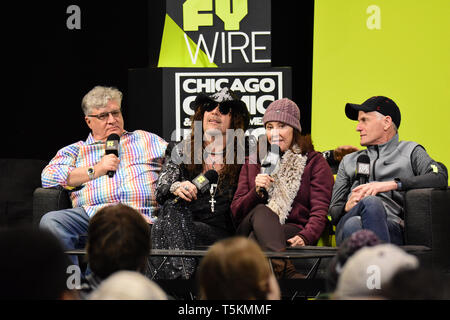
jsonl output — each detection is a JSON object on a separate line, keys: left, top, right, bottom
{"left": 32, "top": 187, "right": 72, "bottom": 226}
{"left": 404, "top": 187, "right": 450, "bottom": 272}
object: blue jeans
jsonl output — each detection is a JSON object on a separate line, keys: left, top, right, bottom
{"left": 335, "top": 196, "right": 403, "bottom": 245}
{"left": 39, "top": 207, "right": 90, "bottom": 266}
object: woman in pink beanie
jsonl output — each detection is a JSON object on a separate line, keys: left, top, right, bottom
{"left": 230, "top": 98, "right": 334, "bottom": 278}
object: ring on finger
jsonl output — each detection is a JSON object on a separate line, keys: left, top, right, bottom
{"left": 184, "top": 185, "right": 189, "bottom": 191}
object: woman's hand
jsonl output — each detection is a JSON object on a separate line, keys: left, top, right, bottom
{"left": 174, "top": 181, "right": 198, "bottom": 202}
{"left": 255, "top": 174, "right": 274, "bottom": 196}
{"left": 287, "top": 235, "right": 305, "bottom": 247}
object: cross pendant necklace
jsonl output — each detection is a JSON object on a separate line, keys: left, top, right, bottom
{"left": 205, "top": 152, "right": 220, "bottom": 213}
{"left": 209, "top": 183, "right": 218, "bottom": 212}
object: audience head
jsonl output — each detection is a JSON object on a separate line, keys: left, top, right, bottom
{"left": 87, "top": 204, "right": 151, "bottom": 280}
{"left": 382, "top": 267, "right": 450, "bottom": 300}
{"left": 197, "top": 237, "right": 280, "bottom": 300}
{"left": 0, "top": 228, "right": 71, "bottom": 299}
{"left": 334, "top": 244, "right": 419, "bottom": 299}
{"left": 89, "top": 271, "right": 167, "bottom": 300}
{"left": 326, "top": 229, "right": 381, "bottom": 291}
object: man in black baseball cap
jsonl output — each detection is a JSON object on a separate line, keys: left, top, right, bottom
{"left": 345, "top": 96, "right": 401, "bottom": 129}
{"left": 329, "top": 95, "right": 447, "bottom": 246}
{"left": 344, "top": 96, "right": 402, "bottom": 147}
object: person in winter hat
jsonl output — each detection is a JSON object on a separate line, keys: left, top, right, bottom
{"left": 231, "top": 98, "right": 334, "bottom": 278}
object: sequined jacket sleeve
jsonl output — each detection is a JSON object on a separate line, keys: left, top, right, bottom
{"left": 155, "top": 141, "right": 188, "bottom": 205}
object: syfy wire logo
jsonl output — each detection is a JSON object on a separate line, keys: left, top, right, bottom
{"left": 180, "top": 0, "right": 271, "bottom": 65}
{"left": 174, "top": 71, "right": 283, "bottom": 141}
{"left": 183, "top": 0, "right": 248, "bottom": 31}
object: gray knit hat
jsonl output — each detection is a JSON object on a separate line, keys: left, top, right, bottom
{"left": 263, "top": 98, "right": 301, "bottom": 132}
{"left": 335, "top": 244, "right": 419, "bottom": 299}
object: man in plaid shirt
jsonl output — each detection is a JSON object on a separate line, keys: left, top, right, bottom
{"left": 40, "top": 86, "right": 167, "bottom": 265}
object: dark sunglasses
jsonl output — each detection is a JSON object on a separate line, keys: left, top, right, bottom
{"left": 201, "top": 102, "right": 231, "bottom": 115}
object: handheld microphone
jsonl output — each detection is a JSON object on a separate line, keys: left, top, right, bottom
{"left": 105, "top": 133, "right": 120, "bottom": 178}
{"left": 173, "top": 170, "right": 219, "bottom": 204}
{"left": 356, "top": 154, "right": 370, "bottom": 185}
{"left": 260, "top": 144, "right": 282, "bottom": 198}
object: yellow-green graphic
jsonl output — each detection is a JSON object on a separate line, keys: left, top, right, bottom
{"left": 159, "top": 0, "right": 269, "bottom": 67}
{"left": 312, "top": 0, "right": 450, "bottom": 183}
{"left": 183, "top": 0, "right": 248, "bottom": 31}
{"left": 158, "top": 14, "right": 218, "bottom": 68}
{"left": 183, "top": 0, "right": 214, "bottom": 31}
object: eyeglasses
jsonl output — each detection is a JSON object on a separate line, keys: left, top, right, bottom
{"left": 202, "top": 102, "right": 231, "bottom": 115}
{"left": 87, "top": 109, "right": 122, "bottom": 121}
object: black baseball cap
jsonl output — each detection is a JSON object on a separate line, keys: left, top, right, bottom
{"left": 345, "top": 96, "right": 401, "bottom": 129}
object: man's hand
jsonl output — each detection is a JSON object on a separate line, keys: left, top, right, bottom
{"left": 287, "top": 235, "right": 305, "bottom": 247}
{"left": 66, "top": 154, "right": 119, "bottom": 187}
{"left": 345, "top": 189, "right": 364, "bottom": 212}
{"left": 96, "top": 154, "right": 120, "bottom": 177}
{"left": 345, "top": 181, "right": 398, "bottom": 212}
{"left": 352, "top": 181, "right": 398, "bottom": 197}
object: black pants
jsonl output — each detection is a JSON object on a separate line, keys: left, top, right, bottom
{"left": 236, "top": 204, "right": 301, "bottom": 252}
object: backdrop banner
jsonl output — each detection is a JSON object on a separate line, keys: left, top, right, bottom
{"left": 127, "top": 67, "right": 291, "bottom": 142}
{"left": 158, "top": 0, "right": 271, "bottom": 68}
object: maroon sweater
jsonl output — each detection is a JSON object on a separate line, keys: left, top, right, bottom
{"left": 230, "top": 151, "right": 334, "bottom": 245}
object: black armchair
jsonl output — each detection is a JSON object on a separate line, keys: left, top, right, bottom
{"left": 0, "top": 159, "right": 47, "bottom": 228}
{"left": 32, "top": 187, "right": 72, "bottom": 227}
{"left": 404, "top": 187, "right": 450, "bottom": 274}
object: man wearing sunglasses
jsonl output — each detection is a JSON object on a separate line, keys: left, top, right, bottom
{"left": 150, "top": 87, "right": 251, "bottom": 279}
{"left": 40, "top": 86, "right": 167, "bottom": 266}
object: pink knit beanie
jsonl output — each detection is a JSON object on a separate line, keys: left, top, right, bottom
{"left": 263, "top": 98, "right": 302, "bottom": 132}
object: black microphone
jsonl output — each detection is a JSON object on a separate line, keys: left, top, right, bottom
{"left": 259, "top": 144, "right": 282, "bottom": 199}
{"left": 172, "top": 170, "right": 219, "bottom": 204}
{"left": 105, "top": 133, "right": 120, "bottom": 178}
{"left": 356, "top": 154, "right": 370, "bottom": 185}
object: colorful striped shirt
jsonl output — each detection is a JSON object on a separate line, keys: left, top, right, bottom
{"left": 42, "top": 130, "right": 167, "bottom": 221}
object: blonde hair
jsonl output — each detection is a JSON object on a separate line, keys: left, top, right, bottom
{"left": 81, "top": 86, "right": 123, "bottom": 115}
{"left": 197, "top": 237, "right": 273, "bottom": 300}
{"left": 88, "top": 271, "right": 167, "bottom": 300}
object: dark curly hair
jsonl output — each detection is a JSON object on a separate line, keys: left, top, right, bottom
{"left": 186, "top": 101, "right": 249, "bottom": 189}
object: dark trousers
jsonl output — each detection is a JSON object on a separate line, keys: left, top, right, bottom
{"left": 236, "top": 204, "right": 301, "bottom": 252}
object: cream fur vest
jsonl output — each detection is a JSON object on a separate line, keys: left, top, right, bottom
{"left": 266, "top": 145, "right": 307, "bottom": 224}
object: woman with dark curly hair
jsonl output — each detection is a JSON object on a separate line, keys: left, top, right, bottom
{"left": 150, "top": 87, "right": 250, "bottom": 279}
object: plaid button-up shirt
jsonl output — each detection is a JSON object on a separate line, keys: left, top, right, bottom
{"left": 42, "top": 130, "right": 167, "bottom": 221}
